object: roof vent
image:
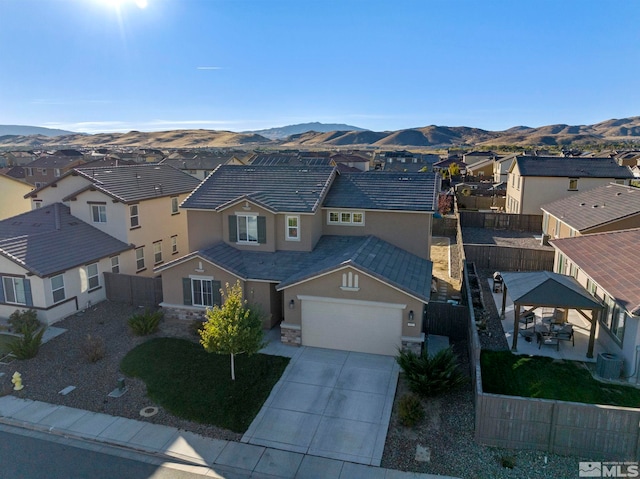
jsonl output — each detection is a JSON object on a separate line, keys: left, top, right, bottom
{"left": 616, "top": 192, "right": 622, "bottom": 196}
{"left": 579, "top": 202, "right": 586, "bottom": 206}
{"left": 592, "top": 205, "right": 599, "bottom": 208}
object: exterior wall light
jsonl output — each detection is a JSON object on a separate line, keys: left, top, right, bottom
{"left": 289, "top": 299, "right": 295, "bottom": 310}
{"left": 408, "top": 310, "right": 414, "bottom": 321}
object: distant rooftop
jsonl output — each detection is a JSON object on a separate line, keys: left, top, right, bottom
{"left": 514, "top": 156, "right": 634, "bottom": 178}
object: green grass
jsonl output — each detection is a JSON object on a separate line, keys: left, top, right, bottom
{"left": 481, "top": 350, "right": 640, "bottom": 408}
{"left": 120, "top": 338, "right": 289, "bottom": 432}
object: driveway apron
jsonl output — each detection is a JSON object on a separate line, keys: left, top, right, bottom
{"left": 242, "top": 345, "right": 399, "bottom": 466}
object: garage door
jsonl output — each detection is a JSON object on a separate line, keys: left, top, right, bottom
{"left": 300, "top": 297, "right": 403, "bottom": 356}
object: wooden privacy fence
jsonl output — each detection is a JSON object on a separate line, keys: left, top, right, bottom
{"left": 463, "top": 244, "right": 554, "bottom": 272}
{"left": 460, "top": 211, "right": 542, "bottom": 232}
{"left": 432, "top": 216, "right": 458, "bottom": 237}
{"left": 456, "top": 195, "right": 506, "bottom": 212}
{"left": 475, "top": 391, "right": 640, "bottom": 460}
{"left": 104, "top": 272, "right": 163, "bottom": 308}
{"left": 424, "top": 301, "right": 469, "bottom": 341}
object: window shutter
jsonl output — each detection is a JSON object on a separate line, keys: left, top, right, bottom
{"left": 228, "top": 215, "right": 237, "bottom": 242}
{"left": 24, "top": 279, "right": 33, "bottom": 307}
{"left": 182, "top": 278, "right": 192, "bottom": 305}
{"left": 212, "top": 280, "right": 222, "bottom": 307}
{"left": 0, "top": 277, "right": 5, "bottom": 303}
{"left": 257, "top": 216, "right": 266, "bottom": 244}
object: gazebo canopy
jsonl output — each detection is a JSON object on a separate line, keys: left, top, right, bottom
{"left": 500, "top": 271, "right": 602, "bottom": 309}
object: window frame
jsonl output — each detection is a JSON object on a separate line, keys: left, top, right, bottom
{"left": 191, "top": 277, "right": 214, "bottom": 307}
{"left": 285, "top": 215, "right": 300, "bottom": 241}
{"left": 54, "top": 168, "right": 61, "bottom": 178}
{"left": 51, "top": 274, "right": 65, "bottom": 303}
{"left": 171, "top": 235, "right": 178, "bottom": 254}
{"left": 153, "top": 241, "right": 163, "bottom": 264}
{"left": 237, "top": 214, "right": 258, "bottom": 243}
{"left": 135, "top": 247, "right": 145, "bottom": 271}
{"left": 568, "top": 178, "right": 578, "bottom": 191}
{"left": 3, "top": 277, "right": 27, "bottom": 305}
{"left": 171, "top": 196, "right": 179, "bottom": 215}
{"left": 91, "top": 204, "right": 107, "bottom": 223}
{"left": 130, "top": 204, "right": 140, "bottom": 228}
{"left": 110, "top": 256, "right": 120, "bottom": 274}
{"left": 327, "top": 210, "right": 365, "bottom": 226}
{"left": 86, "top": 263, "right": 99, "bottom": 290}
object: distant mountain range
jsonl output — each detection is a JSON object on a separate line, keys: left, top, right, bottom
{"left": 1, "top": 117, "right": 640, "bottom": 149}
{"left": 0, "top": 125, "right": 75, "bottom": 137}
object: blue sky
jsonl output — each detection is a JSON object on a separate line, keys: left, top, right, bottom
{"left": 1, "top": 0, "right": 639, "bottom": 133}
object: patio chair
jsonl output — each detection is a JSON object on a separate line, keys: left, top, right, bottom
{"left": 555, "top": 324, "right": 574, "bottom": 346}
{"left": 536, "top": 331, "right": 559, "bottom": 351}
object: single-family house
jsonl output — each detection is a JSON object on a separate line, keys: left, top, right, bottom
{"left": 25, "top": 164, "right": 201, "bottom": 277}
{"left": 156, "top": 165, "right": 438, "bottom": 356}
{"left": 493, "top": 153, "right": 518, "bottom": 183}
{"left": 23, "top": 152, "right": 86, "bottom": 188}
{"left": 541, "top": 183, "right": 640, "bottom": 240}
{"left": 0, "top": 174, "right": 32, "bottom": 220}
{"left": 505, "top": 156, "right": 634, "bottom": 214}
{"left": 160, "top": 153, "right": 238, "bottom": 180}
{"left": 550, "top": 229, "right": 640, "bottom": 381}
{"left": 0, "top": 204, "right": 132, "bottom": 324}
{"left": 463, "top": 151, "right": 496, "bottom": 166}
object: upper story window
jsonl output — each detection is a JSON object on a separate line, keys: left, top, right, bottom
{"left": 39, "top": 168, "right": 47, "bottom": 175}
{"left": 54, "top": 168, "right": 61, "bottom": 178}
{"left": 328, "top": 211, "right": 365, "bottom": 226}
{"left": 91, "top": 204, "right": 107, "bottom": 223}
{"left": 130, "top": 204, "right": 140, "bottom": 228}
{"left": 110, "top": 256, "right": 120, "bottom": 274}
{"left": 228, "top": 214, "right": 266, "bottom": 244}
{"left": 171, "top": 235, "right": 178, "bottom": 254}
{"left": 33, "top": 201, "right": 42, "bottom": 209}
{"left": 26, "top": 167, "right": 33, "bottom": 176}
{"left": 568, "top": 178, "right": 578, "bottom": 191}
{"left": 238, "top": 215, "right": 258, "bottom": 243}
{"left": 135, "top": 247, "right": 145, "bottom": 271}
{"left": 171, "top": 197, "right": 179, "bottom": 215}
{"left": 86, "top": 263, "right": 99, "bottom": 290}
{"left": 153, "top": 241, "right": 163, "bottom": 264}
{"left": 51, "top": 274, "right": 65, "bottom": 303}
{"left": 286, "top": 215, "right": 300, "bottom": 241}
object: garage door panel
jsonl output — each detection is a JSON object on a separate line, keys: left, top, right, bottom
{"left": 301, "top": 299, "right": 402, "bottom": 356}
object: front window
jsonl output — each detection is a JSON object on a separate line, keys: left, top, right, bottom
{"left": 2, "top": 277, "right": 27, "bottom": 305}
{"left": 130, "top": 204, "right": 139, "bottom": 228}
{"left": 237, "top": 215, "right": 258, "bottom": 243}
{"left": 569, "top": 178, "right": 578, "bottom": 191}
{"left": 86, "top": 263, "right": 99, "bottom": 290}
{"left": 135, "top": 247, "right": 145, "bottom": 270}
{"left": 171, "top": 235, "right": 178, "bottom": 254}
{"left": 110, "top": 256, "right": 120, "bottom": 273}
{"left": 192, "top": 278, "right": 213, "bottom": 307}
{"left": 171, "top": 197, "right": 179, "bottom": 214}
{"left": 154, "top": 241, "right": 162, "bottom": 264}
{"left": 91, "top": 204, "right": 106, "bottom": 223}
{"left": 286, "top": 215, "right": 300, "bottom": 241}
{"left": 51, "top": 274, "right": 65, "bottom": 303}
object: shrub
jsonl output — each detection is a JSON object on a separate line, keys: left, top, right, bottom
{"left": 501, "top": 455, "right": 516, "bottom": 469}
{"left": 128, "top": 309, "right": 163, "bottom": 336}
{"left": 398, "top": 393, "right": 424, "bottom": 427}
{"left": 81, "top": 334, "right": 105, "bottom": 363}
{"left": 8, "top": 309, "right": 40, "bottom": 334}
{"left": 396, "top": 347, "right": 466, "bottom": 397}
{"left": 9, "top": 325, "right": 45, "bottom": 359}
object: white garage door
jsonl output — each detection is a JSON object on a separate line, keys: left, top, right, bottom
{"left": 301, "top": 297, "right": 403, "bottom": 356}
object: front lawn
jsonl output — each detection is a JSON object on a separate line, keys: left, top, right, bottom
{"left": 481, "top": 350, "right": 640, "bottom": 408}
{"left": 121, "top": 337, "right": 290, "bottom": 432}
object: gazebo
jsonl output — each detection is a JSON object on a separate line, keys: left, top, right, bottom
{"left": 499, "top": 271, "right": 603, "bottom": 358}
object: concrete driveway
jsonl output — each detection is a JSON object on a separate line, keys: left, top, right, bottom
{"left": 242, "top": 343, "right": 399, "bottom": 466}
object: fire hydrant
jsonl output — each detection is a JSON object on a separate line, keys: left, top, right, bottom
{"left": 11, "top": 372, "right": 24, "bottom": 391}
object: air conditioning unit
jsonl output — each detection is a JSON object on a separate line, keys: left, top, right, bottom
{"left": 596, "top": 353, "right": 623, "bottom": 380}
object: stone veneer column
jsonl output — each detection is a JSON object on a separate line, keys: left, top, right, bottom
{"left": 280, "top": 323, "right": 301, "bottom": 346}
{"left": 161, "top": 306, "right": 207, "bottom": 322}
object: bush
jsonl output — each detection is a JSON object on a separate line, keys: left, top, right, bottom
{"left": 396, "top": 347, "right": 465, "bottom": 397}
{"left": 81, "top": 335, "right": 105, "bottom": 363}
{"left": 128, "top": 309, "right": 163, "bottom": 336}
{"left": 9, "top": 325, "right": 45, "bottom": 359}
{"left": 8, "top": 309, "right": 40, "bottom": 334}
{"left": 398, "top": 393, "right": 424, "bottom": 427}
{"left": 501, "top": 455, "right": 516, "bottom": 469}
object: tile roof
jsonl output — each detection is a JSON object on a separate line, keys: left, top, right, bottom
{"left": 515, "top": 156, "right": 634, "bottom": 178}
{"left": 181, "top": 165, "right": 336, "bottom": 213}
{"left": 158, "top": 235, "right": 433, "bottom": 302}
{"left": 541, "top": 183, "right": 640, "bottom": 232}
{"left": 161, "top": 157, "right": 230, "bottom": 170}
{"left": 323, "top": 171, "right": 438, "bottom": 211}
{"left": 68, "top": 164, "right": 201, "bottom": 203}
{"left": 0, "top": 203, "right": 132, "bottom": 277}
{"left": 550, "top": 228, "right": 640, "bottom": 315}
{"left": 26, "top": 156, "right": 85, "bottom": 168}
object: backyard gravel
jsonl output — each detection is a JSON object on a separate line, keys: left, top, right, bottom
{"left": 0, "top": 299, "right": 588, "bottom": 479}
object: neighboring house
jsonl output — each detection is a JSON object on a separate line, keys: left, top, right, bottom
{"left": 465, "top": 156, "right": 494, "bottom": 178}
{"left": 550, "top": 229, "right": 640, "bottom": 381}
{"left": 432, "top": 158, "right": 467, "bottom": 176}
{"left": 329, "top": 153, "right": 369, "bottom": 172}
{"left": 505, "top": 156, "right": 634, "bottom": 214}
{"left": 0, "top": 151, "right": 37, "bottom": 167}
{"left": 156, "top": 165, "right": 438, "bottom": 356}
{"left": 614, "top": 151, "right": 640, "bottom": 167}
{"left": 23, "top": 153, "right": 86, "bottom": 188}
{"left": 462, "top": 151, "right": 496, "bottom": 166}
{"left": 25, "top": 164, "right": 201, "bottom": 277}
{"left": 0, "top": 174, "right": 32, "bottom": 219}
{"left": 160, "top": 154, "right": 236, "bottom": 180}
{"left": 493, "top": 153, "right": 518, "bottom": 183}
{"left": 374, "top": 151, "right": 439, "bottom": 172}
{"left": 0, "top": 204, "right": 132, "bottom": 324}
{"left": 541, "top": 183, "right": 640, "bottom": 240}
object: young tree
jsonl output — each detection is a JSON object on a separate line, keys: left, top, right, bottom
{"left": 199, "top": 281, "right": 265, "bottom": 380}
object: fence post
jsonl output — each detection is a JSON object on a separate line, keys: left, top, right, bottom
{"left": 548, "top": 401, "right": 558, "bottom": 454}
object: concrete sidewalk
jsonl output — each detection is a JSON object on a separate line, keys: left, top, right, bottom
{"left": 0, "top": 395, "right": 459, "bottom": 479}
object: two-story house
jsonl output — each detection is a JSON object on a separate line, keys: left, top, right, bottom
{"left": 541, "top": 183, "right": 640, "bottom": 240}
{"left": 0, "top": 204, "right": 132, "bottom": 324}
{"left": 23, "top": 152, "right": 86, "bottom": 188}
{"left": 0, "top": 173, "right": 32, "bottom": 220}
{"left": 550, "top": 229, "right": 640, "bottom": 381}
{"left": 505, "top": 156, "right": 634, "bottom": 214}
{"left": 25, "top": 164, "right": 201, "bottom": 277}
{"left": 156, "top": 165, "right": 438, "bottom": 356}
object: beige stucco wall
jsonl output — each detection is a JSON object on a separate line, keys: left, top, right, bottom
{"left": 586, "top": 214, "right": 640, "bottom": 234}
{"left": 30, "top": 174, "right": 92, "bottom": 208}
{"left": 274, "top": 213, "right": 316, "bottom": 251}
{"left": 220, "top": 202, "right": 276, "bottom": 252}
{"left": 321, "top": 209, "right": 432, "bottom": 259}
{"left": 0, "top": 177, "right": 32, "bottom": 220}
{"left": 281, "top": 266, "right": 424, "bottom": 339}
{"left": 186, "top": 210, "right": 223, "bottom": 252}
